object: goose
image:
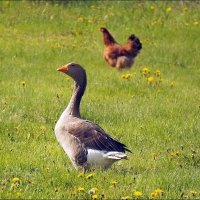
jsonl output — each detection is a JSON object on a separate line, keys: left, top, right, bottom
{"left": 55, "top": 63, "right": 131, "bottom": 171}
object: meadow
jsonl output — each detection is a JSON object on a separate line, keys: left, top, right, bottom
{"left": 0, "top": 1, "right": 200, "bottom": 199}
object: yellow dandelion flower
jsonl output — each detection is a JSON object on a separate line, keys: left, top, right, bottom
{"left": 21, "top": 81, "right": 26, "bottom": 87}
{"left": 12, "top": 177, "right": 20, "bottom": 183}
{"left": 155, "top": 188, "right": 164, "bottom": 195}
{"left": 170, "top": 81, "right": 175, "bottom": 88}
{"left": 121, "top": 74, "right": 126, "bottom": 79}
{"left": 1, "top": 99, "right": 7, "bottom": 105}
{"left": 3, "top": 1, "right": 10, "bottom": 6}
{"left": 182, "top": 194, "right": 188, "bottom": 198}
{"left": 15, "top": 126, "right": 20, "bottom": 132}
{"left": 78, "top": 172, "right": 84, "bottom": 178}
{"left": 55, "top": 42, "right": 61, "bottom": 48}
{"left": 121, "top": 196, "right": 131, "bottom": 200}
{"left": 88, "top": 18, "right": 93, "bottom": 24}
{"left": 150, "top": 6, "right": 155, "bottom": 11}
{"left": 170, "top": 151, "right": 179, "bottom": 157}
{"left": 166, "top": 7, "right": 172, "bottom": 13}
{"left": 151, "top": 20, "right": 157, "bottom": 26}
{"left": 109, "top": 11, "right": 114, "bottom": 16}
{"left": 10, "top": 183, "right": 17, "bottom": 190}
{"left": 134, "top": 191, "right": 143, "bottom": 198}
{"left": 55, "top": 188, "right": 58, "bottom": 192}
{"left": 16, "top": 192, "right": 22, "bottom": 198}
{"left": 40, "top": 125, "right": 46, "bottom": 131}
{"left": 183, "top": 22, "right": 189, "bottom": 26}
{"left": 92, "top": 194, "right": 98, "bottom": 200}
{"left": 152, "top": 152, "right": 157, "bottom": 159}
{"left": 78, "top": 187, "right": 84, "bottom": 192}
{"left": 190, "top": 190, "right": 197, "bottom": 196}
{"left": 147, "top": 76, "right": 155, "bottom": 84}
{"left": 150, "top": 192, "right": 156, "bottom": 198}
{"left": 111, "top": 180, "right": 118, "bottom": 185}
{"left": 170, "top": 152, "right": 176, "bottom": 157}
{"left": 175, "top": 151, "right": 180, "bottom": 156}
{"left": 183, "top": 7, "right": 188, "bottom": 12}
{"left": 193, "top": 21, "right": 199, "bottom": 26}
{"left": 121, "top": 73, "right": 132, "bottom": 79}
{"left": 77, "top": 16, "right": 84, "bottom": 22}
{"left": 154, "top": 70, "right": 161, "bottom": 77}
{"left": 86, "top": 173, "right": 94, "bottom": 179}
{"left": 157, "top": 89, "right": 162, "bottom": 93}
{"left": 141, "top": 67, "right": 150, "bottom": 75}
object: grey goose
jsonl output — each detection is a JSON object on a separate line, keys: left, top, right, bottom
{"left": 55, "top": 63, "right": 131, "bottom": 171}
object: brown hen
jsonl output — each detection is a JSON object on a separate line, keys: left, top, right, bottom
{"left": 100, "top": 27, "right": 142, "bottom": 69}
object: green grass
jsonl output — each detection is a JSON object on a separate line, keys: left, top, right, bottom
{"left": 0, "top": 1, "right": 200, "bottom": 199}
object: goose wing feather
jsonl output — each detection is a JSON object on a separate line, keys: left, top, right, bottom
{"left": 65, "top": 118, "right": 131, "bottom": 153}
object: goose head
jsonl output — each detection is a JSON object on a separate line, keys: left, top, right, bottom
{"left": 57, "top": 62, "right": 86, "bottom": 83}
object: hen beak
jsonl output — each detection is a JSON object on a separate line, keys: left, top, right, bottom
{"left": 57, "top": 65, "right": 68, "bottom": 72}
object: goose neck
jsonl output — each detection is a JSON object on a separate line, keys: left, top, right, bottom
{"left": 66, "top": 76, "right": 86, "bottom": 118}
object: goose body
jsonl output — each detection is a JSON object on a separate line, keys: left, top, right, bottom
{"left": 55, "top": 63, "right": 131, "bottom": 171}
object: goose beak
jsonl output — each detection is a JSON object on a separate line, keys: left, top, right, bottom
{"left": 57, "top": 65, "right": 68, "bottom": 72}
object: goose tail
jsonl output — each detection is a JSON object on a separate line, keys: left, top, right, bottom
{"left": 104, "top": 151, "right": 128, "bottom": 160}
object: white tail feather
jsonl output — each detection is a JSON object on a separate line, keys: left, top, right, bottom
{"left": 87, "top": 149, "right": 128, "bottom": 169}
{"left": 104, "top": 152, "right": 127, "bottom": 160}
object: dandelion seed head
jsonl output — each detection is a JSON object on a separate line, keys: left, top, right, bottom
{"left": 89, "top": 189, "right": 95, "bottom": 195}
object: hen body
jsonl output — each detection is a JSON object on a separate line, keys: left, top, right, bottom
{"left": 100, "top": 27, "right": 142, "bottom": 69}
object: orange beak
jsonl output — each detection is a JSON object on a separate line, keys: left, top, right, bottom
{"left": 57, "top": 65, "right": 68, "bottom": 72}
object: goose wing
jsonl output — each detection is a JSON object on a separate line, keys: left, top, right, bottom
{"left": 66, "top": 119, "right": 131, "bottom": 153}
